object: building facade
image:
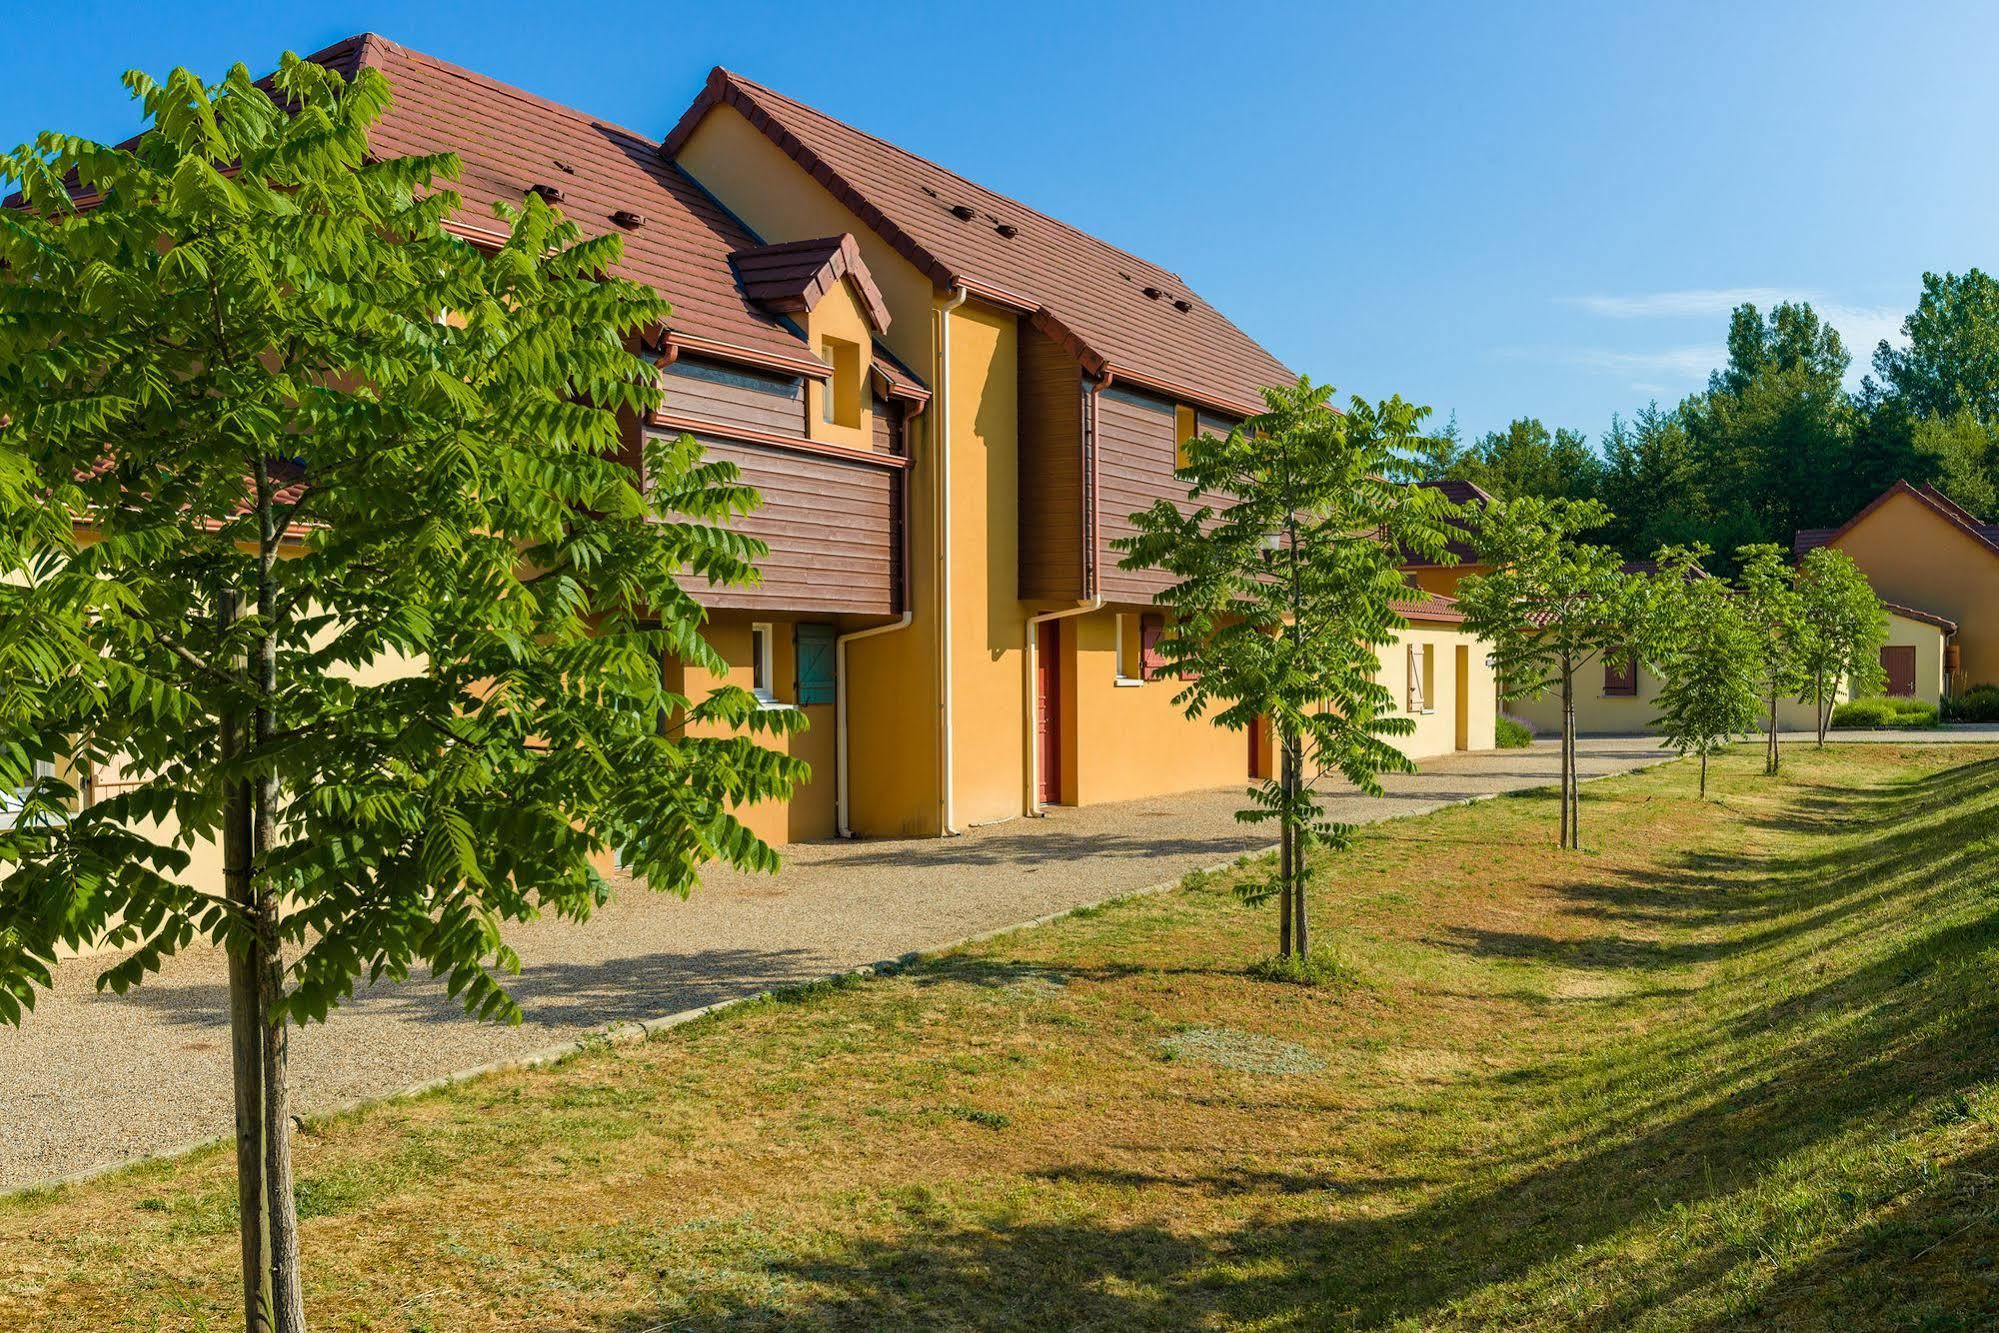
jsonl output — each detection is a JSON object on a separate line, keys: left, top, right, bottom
{"left": 14, "top": 35, "right": 1499, "bottom": 867}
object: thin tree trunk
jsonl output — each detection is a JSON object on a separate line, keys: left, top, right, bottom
{"left": 253, "top": 462, "right": 307, "bottom": 1333}
{"left": 1276, "top": 754, "right": 1293, "bottom": 960}
{"left": 1289, "top": 733, "right": 1308, "bottom": 957}
{"left": 1766, "top": 692, "right": 1779, "bottom": 775}
{"left": 1700, "top": 752, "right": 1708, "bottom": 798}
{"left": 219, "top": 589, "right": 274, "bottom": 1333}
{"left": 1559, "top": 658, "right": 1572, "bottom": 850}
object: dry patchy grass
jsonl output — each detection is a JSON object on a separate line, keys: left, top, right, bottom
{"left": 6, "top": 744, "right": 1999, "bottom": 1329}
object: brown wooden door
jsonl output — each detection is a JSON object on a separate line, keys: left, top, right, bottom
{"left": 1881, "top": 645, "right": 1917, "bottom": 698}
{"left": 1037, "top": 621, "right": 1061, "bottom": 804}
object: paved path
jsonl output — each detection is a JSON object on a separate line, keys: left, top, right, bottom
{"left": 1, "top": 738, "right": 1671, "bottom": 1190}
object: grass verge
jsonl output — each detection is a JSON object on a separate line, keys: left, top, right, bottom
{"left": 6, "top": 744, "right": 1999, "bottom": 1329}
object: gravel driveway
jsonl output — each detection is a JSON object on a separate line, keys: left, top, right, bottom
{"left": 1, "top": 738, "right": 1670, "bottom": 1190}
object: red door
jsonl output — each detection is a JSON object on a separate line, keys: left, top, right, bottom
{"left": 1881, "top": 645, "right": 1917, "bottom": 698}
{"left": 1037, "top": 621, "right": 1061, "bottom": 804}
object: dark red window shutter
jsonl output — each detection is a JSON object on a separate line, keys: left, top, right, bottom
{"left": 1603, "top": 648, "right": 1637, "bottom": 696}
{"left": 1140, "top": 613, "right": 1166, "bottom": 681}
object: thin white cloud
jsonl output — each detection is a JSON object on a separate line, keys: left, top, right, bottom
{"left": 1558, "top": 288, "right": 1910, "bottom": 385}
{"left": 1567, "top": 345, "right": 1725, "bottom": 378}
{"left": 1817, "top": 303, "right": 1905, "bottom": 360}
{"left": 1562, "top": 288, "right": 1799, "bottom": 319}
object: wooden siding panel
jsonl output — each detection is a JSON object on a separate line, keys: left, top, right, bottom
{"left": 1019, "top": 331, "right": 1086, "bottom": 601}
{"left": 1095, "top": 387, "right": 1239, "bottom": 601}
{"left": 869, "top": 392, "right": 902, "bottom": 456}
{"left": 1095, "top": 384, "right": 1185, "bottom": 601}
{"left": 662, "top": 429, "right": 897, "bottom": 616}
{"left": 662, "top": 355, "right": 806, "bottom": 437}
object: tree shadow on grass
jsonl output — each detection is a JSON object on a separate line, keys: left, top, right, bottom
{"left": 595, "top": 755, "right": 1999, "bottom": 1330}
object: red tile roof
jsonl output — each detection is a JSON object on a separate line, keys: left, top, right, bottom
{"left": 1395, "top": 589, "right": 1466, "bottom": 625}
{"left": 1398, "top": 478, "right": 1494, "bottom": 568}
{"left": 730, "top": 234, "right": 891, "bottom": 333}
{"left": 659, "top": 68, "right": 1295, "bottom": 416}
{"left": 308, "top": 35, "right": 828, "bottom": 379}
{"left": 1882, "top": 601, "right": 1957, "bottom": 633}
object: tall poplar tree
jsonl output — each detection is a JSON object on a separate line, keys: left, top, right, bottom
{"left": 0, "top": 55, "right": 800, "bottom": 1330}
{"left": 1116, "top": 380, "right": 1454, "bottom": 963}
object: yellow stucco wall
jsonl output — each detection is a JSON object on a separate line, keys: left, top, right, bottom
{"left": 1405, "top": 563, "right": 1488, "bottom": 600}
{"left": 1377, "top": 623, "right": 1498, "bottom": 760}
{"left": 943, "top": 301, "right": 1025, "bottom": 827}
{"left": 673, "top": 613, "right": 838, "bottom": 845}
{"left": 674, "top": 105, "right": 936, "bottom": 377}
{"left": 803, "top": 278, "right": 876, "bottom": 452}
{"left": 1828, "top": 489, "right": 1999, "bottom": 687}
{"left": 1510, "top": 611, "right": 1943, "bottom": 736}
{"left": 1887, "top": 612, "right": 1949, "bottom": 705}
{"left": 1060, "top": 606, "right": 1249, "bottom": 805}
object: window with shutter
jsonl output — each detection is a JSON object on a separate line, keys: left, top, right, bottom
{"left": 795, "top": 623, "right": 837, "bottom": 705}
{"left": 1140, "top": 613, "right": 1166, "bottom": 681}
{"left": 1603, "top": 648, "right": 1637, "bottom": 696}
{"left": 1407, "top": 644, "right": 1426, "bottom": 713}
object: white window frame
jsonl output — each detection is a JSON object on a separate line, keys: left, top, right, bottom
{"left": 749, "top": 622, "right": 781, "bottom": 708}
{"left": 1113, "top": 613, "right": 1144, "bottom": 687}
{"left": 1, "top": 760, "right": 56, "bottom": 830}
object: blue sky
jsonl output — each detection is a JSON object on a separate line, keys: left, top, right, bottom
{"left": 6, "top": 1, "right": 1994, "bottom": 445}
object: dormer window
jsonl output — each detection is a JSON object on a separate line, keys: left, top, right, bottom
{"left": 821, "top": 336, "right": 862, "bottom": 430}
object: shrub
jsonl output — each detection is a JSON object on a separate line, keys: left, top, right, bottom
{"left": 1943, "top": 684, "right": 1999, "bottom": 723}
{"left": 1831, "top": 697, "right": 1938, "bottom": 730}
{"left": 1496, "top": 716, "right": 1535, "bottom": 749}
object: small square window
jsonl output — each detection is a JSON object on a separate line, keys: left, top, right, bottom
{"left": 821, "top": 336, "right": 862, "bottom": 430}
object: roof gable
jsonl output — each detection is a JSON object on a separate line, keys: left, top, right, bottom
{"left": 1794, "top": 480, "right": 1999, "bottom": 564}
{"left": 660, "top": 68, "right": 1293, "bottom": 415}
{"left": 730, "top": 234, "right": 891, "bottom": 333}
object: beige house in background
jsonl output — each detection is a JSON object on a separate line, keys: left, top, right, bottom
{"left": 1794, "top": 480, "right": 1987, "bottom": 693}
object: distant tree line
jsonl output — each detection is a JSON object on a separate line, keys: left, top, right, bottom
{"left": 1418, "top": 272, "right": 1999, "bottom": 573}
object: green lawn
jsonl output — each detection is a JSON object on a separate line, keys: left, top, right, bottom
{"left": 7, "top": 744, "right": 1999, "bottom": 1329}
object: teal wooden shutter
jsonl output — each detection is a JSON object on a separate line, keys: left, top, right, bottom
{"left": 795, "top": 623, "right": 837, "bottom": 705}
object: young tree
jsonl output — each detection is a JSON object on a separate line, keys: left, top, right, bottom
{"left": 1734, "top": 543, "right": 1809, "bottom": 773}
{"left": 0, "top": 56, "right": 801, "bottom": 1329}
{"left": 1639, "top": 546, "right": 1760, "bottom": 797}
{"left": 1795, "top": 547, "right": 1890, "bottom": 745}
{"left": 1115, "top": 379, "right": 1455, "bottom": 962}
{"left": 1455, "top": 497, "right": 1635, "bottom": 849}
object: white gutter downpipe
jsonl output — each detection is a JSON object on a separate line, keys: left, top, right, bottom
{"left": 835, "top": 611, "right": 911, "bottom": 838}
{"left": 936, "top": 285, "right": 969, "bottom": 835}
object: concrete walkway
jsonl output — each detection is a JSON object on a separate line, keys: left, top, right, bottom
{"left": 0, "top": 738, "right": 1670, "bottom": 1191}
